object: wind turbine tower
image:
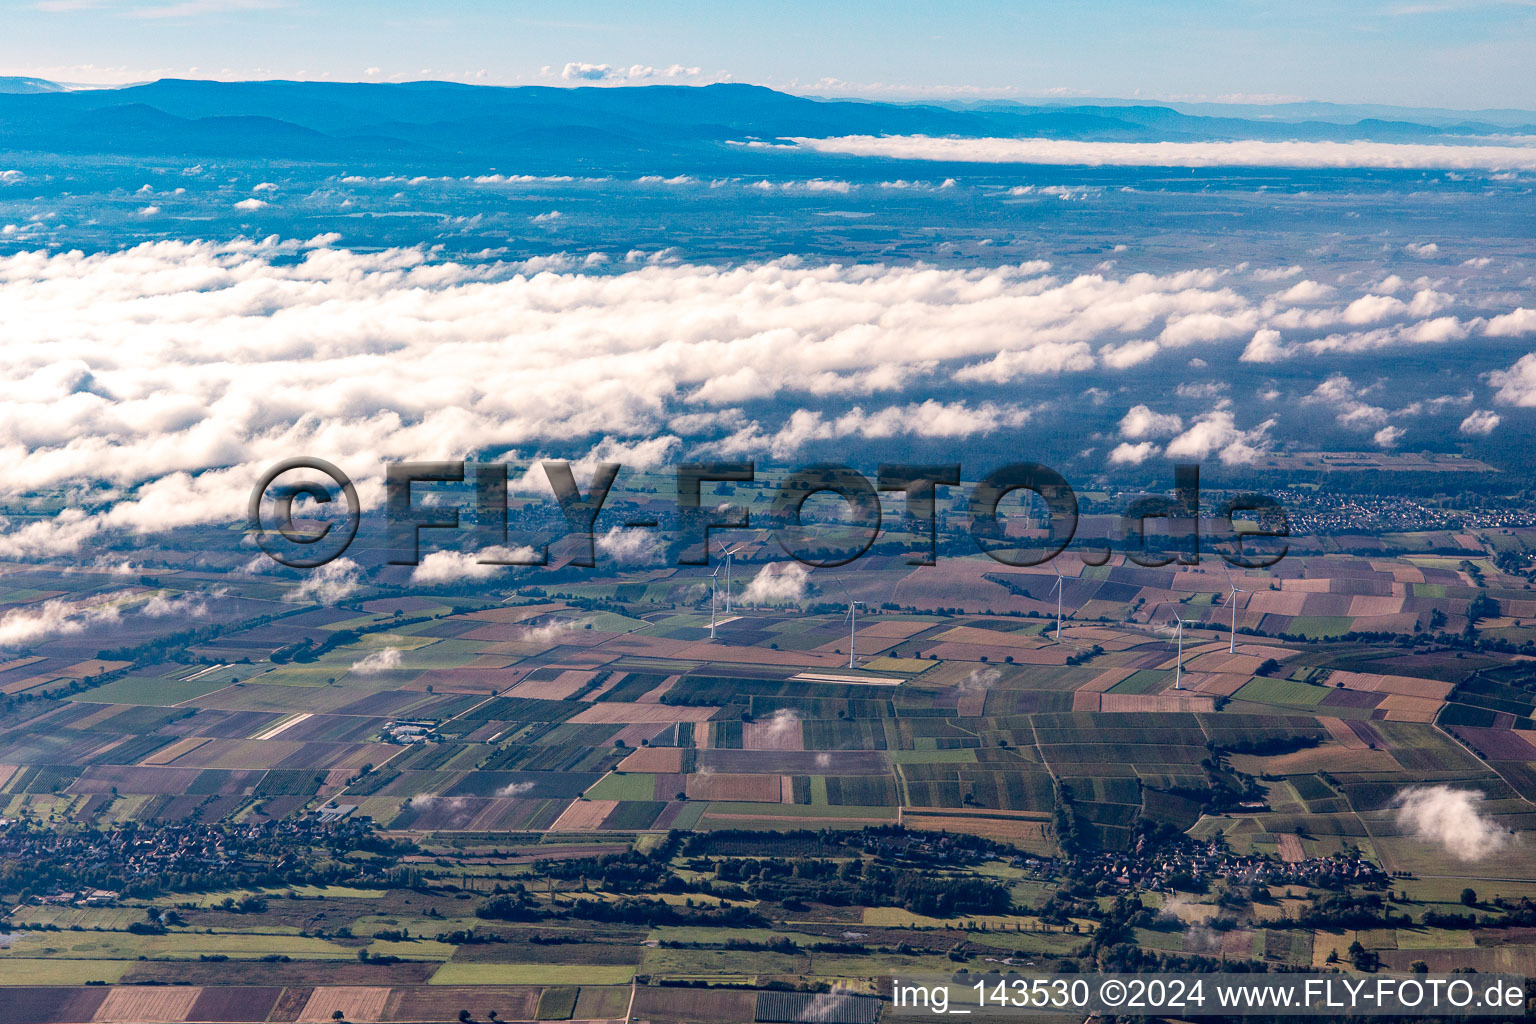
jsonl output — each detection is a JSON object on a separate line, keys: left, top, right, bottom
{"left": 1221, "top": 564, "right": 1250, "bottom": 655}
{"left": 709, "top": 564, "right": 723, "bottom": 639}
{"left": 1049, "top": 563, "right": 1065, "bottom": 641}
{"left": 1174, "top": 616, "right": 1186, "bottom": 690}
{"left": 722, "top": 544, "right": 741, "bottom": 614}
{"left": 1159, "top": 602, "right": 1196, "bottom": 690}
{"left": 834, "top": 577, "right": 864, "bottom": 671}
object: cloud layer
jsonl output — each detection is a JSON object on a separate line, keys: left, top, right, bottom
{"left": 0, "top": 238, "right": 1527, "bottom": 558}
{"left": 788, "top": 135, "right": 1536, "bottom": 170}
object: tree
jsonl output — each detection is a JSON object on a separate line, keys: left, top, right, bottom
{"left": 1347, "top": 939, "right": 1379, "bottom": 971}
{"left": 1411, "top": 960, "right": 1429, "bottom": 974}
{"left": 1467, "top": 593, "right": 1499, "bottom": 626}
{"left": 1461, "top": 887, "right": 1478, "bottom": 907}
{"left": 458, "top": 1012, "right": 471, "bottom": 1022}
{"left": 332, "top": 1013, "right": 345, "bottom": 1022}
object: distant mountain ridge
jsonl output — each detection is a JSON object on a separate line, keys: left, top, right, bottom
{"left": 0, "top": 78, "right": 1531, "bottom": 170}
{"left": 922, "top": 95, "right": 1536, "bottom": 129}
{"left": 0, "top": 76, "right": 66, "bottom": 94}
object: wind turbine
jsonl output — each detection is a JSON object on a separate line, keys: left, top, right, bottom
{"left": 1049, "top": 562, "right": 1066, "bottom": 641}
{"left": 709, "top": 563, "right": 723, "bottom": 639}
{"left": 834, "top": 577, "right": 864, "bottom": 670}
{"left": 1158, "top": 602, "right": 1197, "bottom": 690}
{"left": 1221, "top": 563, "right": 1250, "bottom": 655}
{"left": 720, "top": 542, "right": 742, "bottom": 614}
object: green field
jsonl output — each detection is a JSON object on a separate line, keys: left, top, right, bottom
{"left": 584, "top": 772, "right": 662, "bottom": 801}
{"left": 1106, "top": 670, "right": 1171, "bottom": 695}
{"left": 67, "top": 675, "right": 230, "bottom": 706}
{"left": 430, "top": 964, "right": 638, "bottom": 985}
{"left": 1231, "top": 676, "right": 1333, "bottom": 707}
{"left": 0, "top": 959, "right": 130, "bottom": 985}
{"left": 1284, "top": 616, "right": 1356, "bottom": 639}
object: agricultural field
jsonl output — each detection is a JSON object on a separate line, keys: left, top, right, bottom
{"left": 0, "top": 531, "right": 1534, "bottom": 1019}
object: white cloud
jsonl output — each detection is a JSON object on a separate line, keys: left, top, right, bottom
{"left": 517, "top": 618, "right": 586, "bottom": 645}
{"left": 1159, "top": 309, "right": 1259, "bottom": 346}
{"left": 1298, "top": 315, "right": 1474, "bottom": 355}
{"left": 1486, "top": 308, "right": 1536, "bottom": 337}
{"left": 1118, "top": 404, "right": 1182, "bottom": 439}
{"left": 759, "top": 707, "right": 801, "bottom": 740}
{"left": 1095, "top": 339, "right": 1160, "bottom": 370}
{"left": 1403, "top": 316, "right": 1469, "bottom": 343}
{"left": 787, "top": 135, "right": 1536, "bottom": 171}
{"left": 595, "top": 525, "right": 661, "bottom": 565}
{"left": 1165, "top": 409, "right": 1274, "bottom": 465}
{"left": 1425, "top": 391, "right": 1473, "bottom": 413}
{"left": 1488, "top": 353, "right": 1536, "bottom": 406}
{"left": 467, "top": 174, "right": 577, "bottom": 185}
{"left": 1272, "top": 280, "right": 1334, "bottom": 303}
{"left": 1240, "top": 327, "right": 1290, "bottom": 363}
{"left": 1251, "top": 265, "right": 1303, "bottom": 281}
{"left": 1373, "top": 424, "right": 1406, "bottom": 448}
{"left": 140, "top": 589, "right": 213, "bottom": 618}
{"left": 1175, "top": 381, "right": 1227, "bottom": 400}
{"left": 706, "top": 401, "right": 1035, "bottom": 460}
{"left": 232, "top": 198, "right": 266, "bottom": 211}
{"left": 740, "top": 562, "right": 810, "bottom": 606}
{"left": 1304, "top": 374, "right": 1390, "bottom": 429}
{"left": 287, "top": 558, "right": 361, "bottom": 606}
{"left": 350, "top": 647, "right": 402, "bottom": 674}
{"left": 1394, "top": 786, "right": 1511, "bottom": 862}
{"left": 1342, "top": 293, "right": 1407, "bottom": 324}
{"left": 1006, "top": 184, "right": 1098, "bottom": 201}
{"left": 1108, "top": 440, "right": 1158, "bottom": 465}
{"left": 559, "top": 62, "right": 708, "bottom": 84}
{"left": 411, "top": 546, "right": 540, "bottom": 584}
{"left": 1404, "top": 241, "right": 1439, "bottom": 257}
{"left": 1459, "top": 409, "right": 1501, "bottom": 435}
{"left": 760, "top": 179, "right": 855, "bottom": 193}
{"left": 0, "top": 595, "right": 121, "bottom": 648}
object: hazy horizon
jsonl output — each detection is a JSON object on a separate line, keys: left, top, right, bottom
{"left": 5, "top": 0, "right": 1536, "bottom": 108}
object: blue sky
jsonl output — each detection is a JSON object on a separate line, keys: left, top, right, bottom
{"left": 4, "top": 0, "right": 1535, "bottom": 109}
